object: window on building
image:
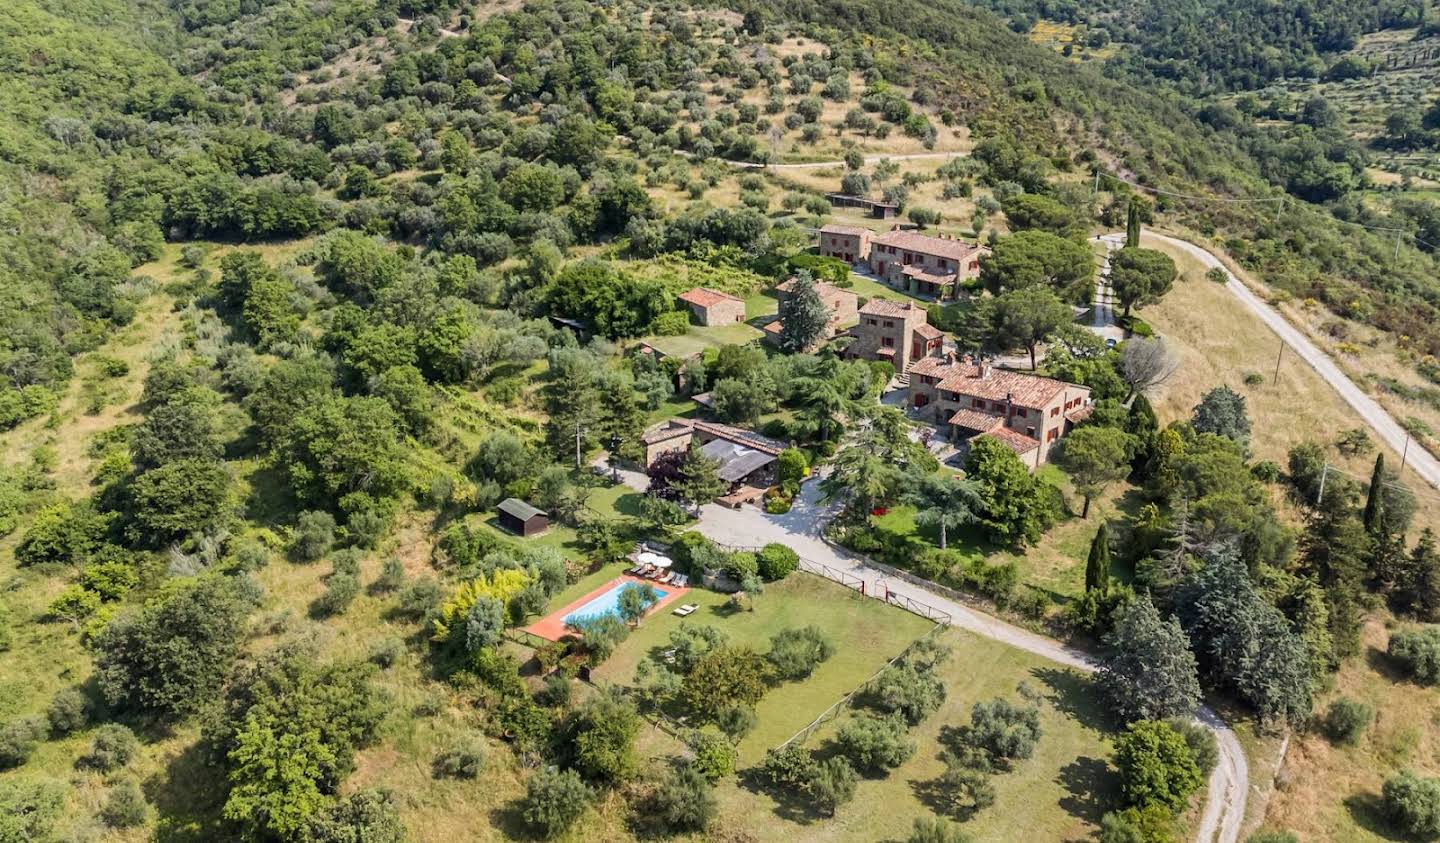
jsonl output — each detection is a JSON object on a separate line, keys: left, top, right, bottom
{"left": 867, "top": 318, "right": 878, "bottom": 326}
{"left": 992, "top": 402, "right": 1005, "bottom": 412}
{"left": 1047, "top": 429, "right": 1058, "bottom": 442}
{"left": 938, "top": 258, "right": 948, "bottom": 270}
{"left": 1015, "top": 408, "right": 1027, "bottom": 418}
{"left": 883, "top": 320, "right": 894, "bottom": 328}
{"left": 1050, "top": 407, "right": 1059, "bottom": 417}
{"left": 881, "top": 336, "right": 895, "bottom": 348}
{"left": 971, "top": 399, "right": 984, "bottom": 409}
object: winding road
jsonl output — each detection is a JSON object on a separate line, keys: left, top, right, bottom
{"left": 685, "top": 478, "right": 1249, "bottom": 843}
{"left": 1142, "top": 231, "right": 1440, "bottom": 492}
{"left": 712, "top": 150, "right": 971, "bottom": 170}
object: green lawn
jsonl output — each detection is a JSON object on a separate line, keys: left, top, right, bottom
{"left": 641, "top": 319, "right": 766, "bottom": 358}
{"left": 715, "top": 626, "right": 1122, "bottom": 841}
{"left": 870, "top": 469, "right": 1134, "bottom": 603}
{"left": 589, "top": 572, "right": 935, "bottom": 761}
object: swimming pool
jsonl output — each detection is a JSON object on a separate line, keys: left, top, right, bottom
{"left": 563, "top": 580, "right": 669, "bottom": 627}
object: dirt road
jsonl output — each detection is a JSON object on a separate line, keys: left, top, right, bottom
{"left": 1143, "top": 231, "right": 1440, "bottom": 492}
{"left": 693, "top": 479, "right": 1248, "bottom": 843}
{"left": 710, "top": 150, "right": 970, "bottom": 170}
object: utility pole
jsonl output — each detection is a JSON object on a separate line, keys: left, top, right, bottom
{"left": 1395, "top": 228, "right": 1404, "bottom": 261}
{"left": 574, "top": 419, "right": 583, "bottom": 469}
{"left": 1316, "top": 462, "right": 1329, "bottom": 507}
{"left": 1272, "top": 343, "right": 1284, "bottom": 384}
{"left": 1092, "top": 168, "right": 1100, "bottom": 196}
{"left": 1401, "top": 433, "right": 1411, "bottom": 476}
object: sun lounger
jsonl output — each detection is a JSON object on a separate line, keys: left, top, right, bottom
{"left": 672, "top": 604, "right": 699, "bottom": 617}
{"left": 654, "top": 571, "right": 674, "bottom": 584}
{"left": 671, "top": 574, "right": 689, "bottom": 588}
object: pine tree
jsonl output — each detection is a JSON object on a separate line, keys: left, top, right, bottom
{"left": 673, "top": 444, "right": 727, "bottom": 513}
{"left": 777, "top": 271, "right": 830, "bottom": 354}
{"left": 1125, "top": 198, "right": 1141, "bottom": 248}
{"left": 1086, "top": 522, "right": 1112, "bottom": 593}
{"left": 1400, "top": 529, "right": 1440, "bottom": 621}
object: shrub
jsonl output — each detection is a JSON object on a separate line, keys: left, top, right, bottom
{"left": 0, "top": 716, "right": 47, "bottom": 768}
{"left": 936, "top": 759, "right": 996, "bottom": 819}
{"left": 652, "top": 763, "right": 716, "bottom": 833}
{"left": 83, "top": 724, "right": 140, "bottom": 771}
{"left": 1323, "top": 698, "right": 1374, "bottom": 745}
{"left": 1166, "top": 718, "right": 1218, "bottom": 774}
{"left": 810, "top": 755, "right": 858, "bottom": 816}
{"left": 1114, "top": 720, "right": 1203, "bottom": 813}
{"left": 1384, "top": 771, "right": 1440, "bottom": 838}
{"left": 760, "top": 743, "right": 818, "bottom": 790}
{"left": 686, "top": 730, "right": 737, "bottom": 781}
{"left": 101, "top": 778, "right": 149, "bottom": 828}
{"left": 766, "top": 626, "right": 833, "bottom": 679}
{"left": 0, "top": 778, "right": 66, "bottom": 841}
{"left": 867, "top": 663, "right": 946, "bottom": 725}
{"left": 293, "top": 510, "right": 336, "bottom": 561}
{"left": 369, "top": 636, "right": 405, "bottom": 669}
{"left": 1098, "top": 805, "right": 1176, "bottom": 843}
{"left": 313, "top": 571, "right": 361, "bottom": 616}
{"left": 46, "top": 688, "right": 90, "bottom": 735}
{"left": 725, "top": 551, "right": 758, "bottom": 581}
{"left": 1389, "top": 627, "right": 1440, "bottom": 684}
{"left": 908, "top": 816, "right": 975, "bottom": 843}
{"left": 433, "top": 735, "right": 487, "bottom": 779}
{"left": 836, "top": 713, "right": 915, "bottom": 773}
{"left": 396, "top": 577, "right": 443, "bottom": 619}
{"left": 963, "top": 698, "right": 1042, "bottom": 767}
{"left": 757, "top": 543, "right": 799, "bottom": 581}
{"left": 522, "top": 767, "right": 590, "bottom": 839}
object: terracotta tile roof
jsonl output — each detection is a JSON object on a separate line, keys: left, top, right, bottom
{"left": 762, "top": 320, "right": 784, "bottom": 334}
{"left": 872, "top": 230, "right": 985, "bottom": 262}
{"left": 873, "top": 346, "right": 897, "bottom": 357}
{"left": 907, "top": 356, "right": 954, "bottom": 379}
{"left": 640, "top": 419, "right": 786, "bottom": 456}
{"left": 859, "top": 297, "right": 922, "bottom": 318}
{"left": 1065, "top": 406, "right": 1094, "bottom": 424}
{"left": 900, "top": 265, "right": 957, "bottom": 286}
{"left": 678, "top": 287, "right": 742, "bottom": 308}
{"left": 819, "top": 224, "right": 871, "bottom": 236}
{"left": 947, "top": 408, "right": 1002, "bottom": 431}
{"left": 692, "top": 420, "right": 787, "bottom": 455}
{"left": 976, "top": 425, "right": 1040, "bottom": 455}
{"left": 776, "top": 278, "right": 854, "bottom": 299}
{"left": 642, "top": 420, "right": 694, "bottom": 445}
{"left": 913, "top": 323, "right": 944, "bottom": 340}
{"left": 934, "top": 362, "right": 1080, "bottom": 409}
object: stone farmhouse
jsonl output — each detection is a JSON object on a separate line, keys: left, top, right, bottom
{"left": 677, "top": 287, "right": 746, "bottom": 326}
{"left": 844, "top": 297, "right": 944, "bottom": 370}
{"left": 640, "top": 419, "right": 788, "bottom": 491}
{"left": 762, "top": 276, "right": 861, "bottom": 348}
{"left": 818, "top": 224, "right": 989, "bottom": 300}
{"left": 907, "top": 354, "right": 1093, "bottom": 469}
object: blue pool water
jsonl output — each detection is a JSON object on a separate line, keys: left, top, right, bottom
{"left": 564, "top": 580, "right": 669, "bottom": 626}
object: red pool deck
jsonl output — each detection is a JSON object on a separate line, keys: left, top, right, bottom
{"left": 523, "top": 574, "right": 690, "bottom": 641}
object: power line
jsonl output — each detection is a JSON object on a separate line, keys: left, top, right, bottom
{"left": 1093, "top": 169, "right": 1438, "bottom": 257}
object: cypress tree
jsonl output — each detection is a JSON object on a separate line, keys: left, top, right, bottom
{"left": 1362, "top": 453, "right": 1385, "bottom": 536}
{"left": 1125, "top": 199, "right": 1141, "bottom": 248}
{"left": 1086, "top": 522, "right": 1112, "bottom": 593}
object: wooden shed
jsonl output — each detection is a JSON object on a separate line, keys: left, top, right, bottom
{"left": 497, "top": 498, "right": 548, "bottom": 537}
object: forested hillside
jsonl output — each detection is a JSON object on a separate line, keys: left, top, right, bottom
{"left": 1, "top": 0, "right": 1440, "bottom": 840}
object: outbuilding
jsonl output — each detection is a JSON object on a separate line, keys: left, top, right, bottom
{"left": 497, "top": 498, "right": 548, "bottom": 537}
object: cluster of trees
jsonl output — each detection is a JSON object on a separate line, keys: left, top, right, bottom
{"left": 757, "top": 637, "right": 952, "bottom": 817}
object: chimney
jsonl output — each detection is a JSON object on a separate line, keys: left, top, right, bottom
{"left": 981, "top": 363, "right": 991, "bottom": 379}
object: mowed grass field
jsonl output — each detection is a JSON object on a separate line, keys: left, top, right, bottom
{"left": 590, "top": 572, "right": 936, "bottom": 760}
{"left": 714, "top": 626, "right": 1120, "bottom": 842}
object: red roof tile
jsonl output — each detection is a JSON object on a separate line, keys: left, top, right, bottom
{"left": 678, "top": 287, "right": 742, "bottom": 308}
{"left": 859, "top": 297, "right": 922, "bottom": 318}
{"left": 933, "top": 362, "right": 1079, "bottom": 409}
{"left": 976, "top": 426, "right": 1040, "bottom": 455}
{"left": 872, "top": 230, "right": 985, "bottom": 262}
{"left": 819, "top": 224, "right": 871, "bottom": 236}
